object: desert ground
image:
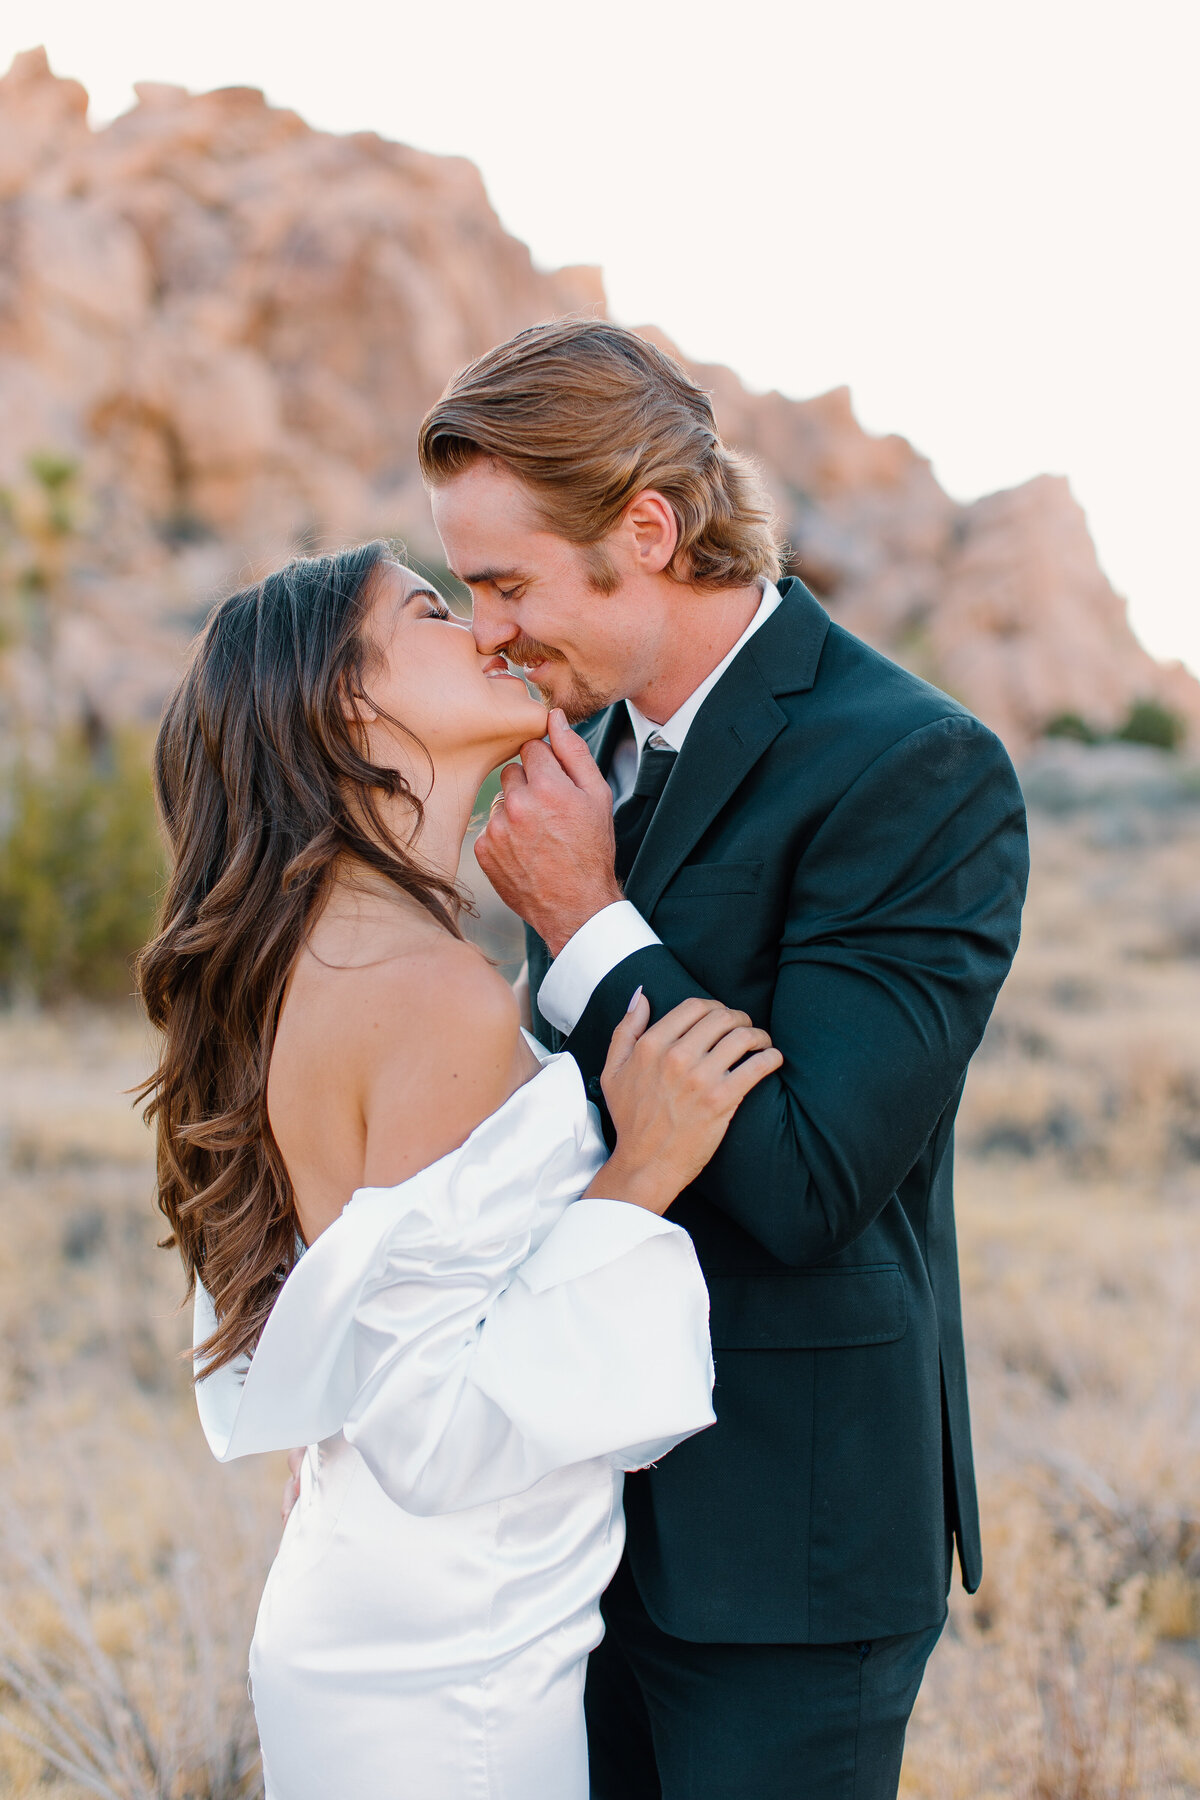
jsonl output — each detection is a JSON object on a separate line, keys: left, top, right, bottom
{"left": 0, "top": 743, "right": 1197, "bottom": 1798}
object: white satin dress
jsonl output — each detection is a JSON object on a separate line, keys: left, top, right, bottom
{"left": 193, "top": 1038, "right": 715, "bottom": 1800}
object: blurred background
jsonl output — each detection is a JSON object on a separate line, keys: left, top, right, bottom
{"left": 0, "top": 3, "right": 1198, "bottom": 1794}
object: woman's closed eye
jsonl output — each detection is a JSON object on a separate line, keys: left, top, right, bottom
{"left": 402, "top": 584, "right": 453, "bottom": 622}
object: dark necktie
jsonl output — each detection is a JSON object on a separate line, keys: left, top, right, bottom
{"left": 613, "top": 737, "right": 677, "bottom": 884}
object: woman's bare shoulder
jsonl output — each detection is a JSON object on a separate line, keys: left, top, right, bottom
{"left": 269, "top": 929, "right": 531, "bottom": 1236}
{"left": 351, "top": 937, "right": 533, "bottom": 1188}
{"left": 363, "top": 930, "right": 520, "bottom": 1034}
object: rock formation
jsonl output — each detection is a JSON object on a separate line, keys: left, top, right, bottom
{"left": 1, "top": 46, "right": 1196, "bottom": 753}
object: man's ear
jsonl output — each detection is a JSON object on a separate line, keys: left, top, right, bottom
{"left": 621, "top": 490, "right": 679, "bottom": 575}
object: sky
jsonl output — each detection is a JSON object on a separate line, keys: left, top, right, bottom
{"left": 3, "top": 0, "right": 1198, "bottom": 674}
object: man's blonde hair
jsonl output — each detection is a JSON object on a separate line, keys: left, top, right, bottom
{"left": 418, "top": 320, "right": 783, "bottom": 593}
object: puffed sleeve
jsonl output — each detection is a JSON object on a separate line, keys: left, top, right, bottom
{"left": 194, "top": 1054, "right": 714, "bottom": 1514}
{"left": 344, "top": 1198, "right": 714, "bottom": 1514}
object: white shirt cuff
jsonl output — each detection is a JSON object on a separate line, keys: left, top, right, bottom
{"left": 536, "top": 902, "right": 662, "bottom": 1037}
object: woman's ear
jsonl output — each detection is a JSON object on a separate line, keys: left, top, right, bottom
{"left": 340, "top": 686, "right": 379, "bottom": 726}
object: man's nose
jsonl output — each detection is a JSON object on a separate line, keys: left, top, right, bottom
{"left": 470, "top": 593, "right": 518, "bottom": 657}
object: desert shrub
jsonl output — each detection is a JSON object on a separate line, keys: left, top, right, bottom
{"left": 0, "top": 452, "right": 84, "bottom": 658}
{"left": 1045, "top": 711, "right": 1103, "bottom": 745}
{"left": 0, "top": 732, "right": 163, "bottom": 1004}
{"left": 0, "top": 1481, "right": 265, "bottom": 1800}
{"left": 1115, "top": 698, "right": 1185, "bottom": 753}
{"left": 1041, "top": 701, "right": 1187, "bottom": 754}
{"left": 22, "top": 450, "right": 80, "bottom": 537}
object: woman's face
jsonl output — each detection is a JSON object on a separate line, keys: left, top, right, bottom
{"left": 355, "top": 563, "right": 548, "bottom": 785}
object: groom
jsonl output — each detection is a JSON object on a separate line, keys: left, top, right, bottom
{"left": 419, "top": 321, "right": 1028, "bottom": 1798}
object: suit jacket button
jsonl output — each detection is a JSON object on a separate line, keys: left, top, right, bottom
{"left": 586, "top": 1076, "right": 604, "bottom": 1100}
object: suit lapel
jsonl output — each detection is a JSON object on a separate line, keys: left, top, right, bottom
{"left": 624, "top": 580, "right": 830, "bottom": 918}
{"left": 624, "top": 659, "right": 786, "bottom": 917}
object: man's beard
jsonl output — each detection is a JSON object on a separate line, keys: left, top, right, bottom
{"left": 505, "top": 637, "right": 612, "bottom": 727}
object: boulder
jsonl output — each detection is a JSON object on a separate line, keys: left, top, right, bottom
{"left": 0, "top": 47, "right": 1194, "bottom": 752}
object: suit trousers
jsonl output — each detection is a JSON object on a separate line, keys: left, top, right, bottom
{"left": 585, "top": 1558, "right": 944, "bottom": 1800}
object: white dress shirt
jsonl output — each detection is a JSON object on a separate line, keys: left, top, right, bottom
{"left": 537, "top": 580, "right": 783, "bottom": 1037}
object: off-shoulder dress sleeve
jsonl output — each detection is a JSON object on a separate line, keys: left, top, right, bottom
{"left": 194, "top": 1053, "right": 714, "bottom": 1515}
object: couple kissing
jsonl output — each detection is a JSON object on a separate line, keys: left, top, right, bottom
{"left": 138, "top": 319, "right": 1029, "bottom": 1799}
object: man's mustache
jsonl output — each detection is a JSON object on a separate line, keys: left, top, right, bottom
{"left": 503, "top": 637, "right": 566, "bottom": 671}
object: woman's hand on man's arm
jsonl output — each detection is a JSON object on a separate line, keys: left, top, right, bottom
{"left": 583, "top": 990, "right": 781, "bottom": 1216}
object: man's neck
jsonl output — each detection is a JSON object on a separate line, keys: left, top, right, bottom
{"left": 626, "top": 581, "right": 764, "bottom": 725}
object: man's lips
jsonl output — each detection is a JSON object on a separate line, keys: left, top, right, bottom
{"left": 502, "top": 641, "right": 564, "bottom": 680}
{"left": 482, "top": 655, "right": 526, "bottom": 682}
{"left": 511, "top": 655, "right": 560, "bottom": 681}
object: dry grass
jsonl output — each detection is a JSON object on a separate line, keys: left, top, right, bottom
{"left": 0, "top": 776, "right": 1197, "bottom": 1795}
{"left": 904, "top": 768, "right": 1200, "bottom": 1798}
{"left": 0, "top": 1011, "right": 276, "bottom": 1798}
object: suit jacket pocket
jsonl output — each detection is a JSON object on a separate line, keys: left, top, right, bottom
{"left": 666, "top": 860, "right": 764, "bottom": 899}
{"left": 708, "top": 1265, "right": 906, "bottom": 1349}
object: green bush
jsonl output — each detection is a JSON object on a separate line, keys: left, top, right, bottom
{"left": 1044, "top": 712, "right": 1103, "bottom": 745}
{"left": 1115, "top": 698, "right": 1186, "bottom": 753}
{"left": 0, "top": 733, "right": 164, "bottom": 1003}
{"left": 1042, "top": 699, "right": 1187, "bottom": 755}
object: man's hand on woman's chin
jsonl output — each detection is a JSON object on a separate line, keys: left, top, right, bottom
{"left": 475, "top": 709, "right": 624, "bottom": 956}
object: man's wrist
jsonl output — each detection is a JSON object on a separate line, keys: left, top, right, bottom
{"left": 583, "top": 1153, "right": 673, "bottom": 1216}
{"left": 540, "top": 883, "right": 625, "bottom": 958}
{"left": 536, "top": 900, "right": 663, "bottom": 1039}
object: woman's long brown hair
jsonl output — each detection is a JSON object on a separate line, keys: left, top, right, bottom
{"left": 136, "top": 542, "right": 464, "bottom": 1375}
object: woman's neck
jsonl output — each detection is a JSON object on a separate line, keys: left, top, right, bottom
{"left": 322, "top": 762, "right": 479, "bottom": 952}
{"left": 317, "top": 752, "right": 493, "bottom": 964}
{"left": 375, "top": 752, "right": 492, "bottom": 887}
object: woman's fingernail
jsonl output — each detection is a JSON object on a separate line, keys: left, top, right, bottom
{"left": 626, "top": 985, "right": 644, "bottom": 1013}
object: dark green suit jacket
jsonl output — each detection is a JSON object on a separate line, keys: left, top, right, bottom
{"left": 526, "top": 578, "right": 1028, "bottom": 1645}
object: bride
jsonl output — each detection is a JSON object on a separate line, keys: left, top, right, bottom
{"left": 136, "top": 542, "right": 781, "bottom": 1800}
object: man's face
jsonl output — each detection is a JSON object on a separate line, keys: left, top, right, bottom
{"left": 431, "top": 460, "right": 653, "bottom": 725}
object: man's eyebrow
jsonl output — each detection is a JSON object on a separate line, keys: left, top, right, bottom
{"left": 458, "top": 567, "right": 523, "bottom": 588}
